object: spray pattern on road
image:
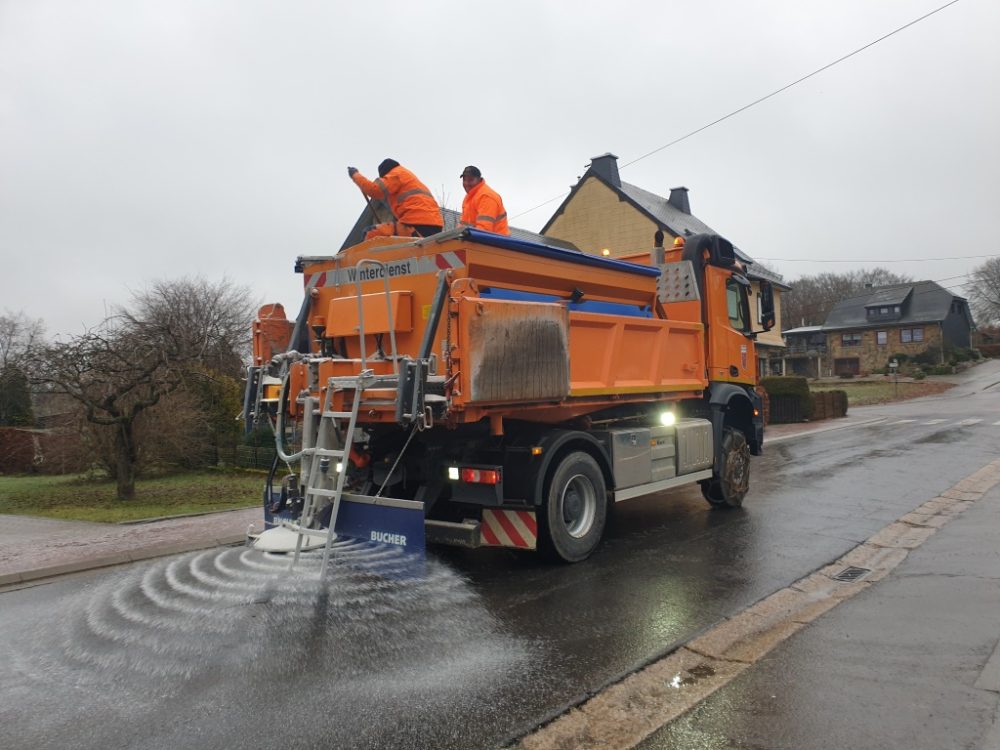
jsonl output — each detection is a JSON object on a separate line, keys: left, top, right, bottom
{"left": 3, "top": 540, "right": 541, "bottom": 746}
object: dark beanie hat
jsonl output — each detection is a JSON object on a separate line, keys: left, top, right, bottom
{"left": 378, "top": 159, "right": 400, "bottom": 177}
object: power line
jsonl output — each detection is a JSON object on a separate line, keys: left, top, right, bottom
{"left": 511, "top": 0, "right": 963, "bottom": 221}
{"left": 617, "top": 0, "right": 963, "bottom": 171}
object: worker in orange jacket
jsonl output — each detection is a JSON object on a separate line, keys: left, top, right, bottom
{"left": 460, "top": 166, "right": 509, "bottom": 235}
{"left": 348, "top": 159, "right": 443, "bottom": 239}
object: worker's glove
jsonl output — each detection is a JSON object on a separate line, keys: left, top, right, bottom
{"left": 347, "top": 166, "right": 358, "bottom": 177}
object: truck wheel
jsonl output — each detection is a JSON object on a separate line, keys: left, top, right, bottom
{"left": 701, "top": 427, "right": 750, "bottom": 508}
{"left": 541, "top": 451, "right": 607, "bottom": 562}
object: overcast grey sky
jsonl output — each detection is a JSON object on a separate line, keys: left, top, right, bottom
{"left": 2, "top": 0, "right": 998, "bottom": 336}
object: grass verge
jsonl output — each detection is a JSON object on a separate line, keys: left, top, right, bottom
{"left": 0, "top": 470, "right": 264, "bottom": 523}
{"left": 811, "top": 379, "right": 954, "bottom": 406}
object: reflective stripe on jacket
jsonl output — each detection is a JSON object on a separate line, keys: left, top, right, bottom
{"left": 460, "top": 180, "right": 509, "bottom": 235}
{"left": 352, "top": 166, "right": 443, "bottom": 228}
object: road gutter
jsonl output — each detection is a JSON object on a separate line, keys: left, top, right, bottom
{"left": 513, "top": 457, "right": 1000, "bottom": 750}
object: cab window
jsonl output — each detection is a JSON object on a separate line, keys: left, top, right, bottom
{"left": 726, "top": 278, "right": 747, "bottom": 331}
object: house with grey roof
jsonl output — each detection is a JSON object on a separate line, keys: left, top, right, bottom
{"left": 820, "top": 281, "right": 974, "bottom": 376}
{"left": 540, "top": 153, "right": 790, "bottom": 376}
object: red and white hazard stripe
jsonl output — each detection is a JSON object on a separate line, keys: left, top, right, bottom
{"left": 480, "top": 509, "right": 537, "bottom": 550}
{"left": 434, "top": 250, "right": 466, "bottom": 270}
{"left": 305, "top": 271, "right": 328, "bottom": 289}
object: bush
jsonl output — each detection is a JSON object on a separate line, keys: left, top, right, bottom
{"left": 759, "top": 376, "right": 813, "bottom": 421}
{"left": 928, "top": 365, "right": 954, "bottom": 375}
{"left": 838, "top": 372, "right": 854, "bottom": 379}
{"left": 980, "top": 344, "right": 1000, "bottom": 358}
{"left": 913, "top": 371, "right": 926, "bottom": 380}
{"left": 913, "top": 350, "right": 938, "bottom": 366}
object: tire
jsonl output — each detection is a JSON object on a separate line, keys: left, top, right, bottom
{"left": 701, "top": 426, "right": 750, "bottom": 508}
{"left": 540, "top": 451, "right": 607, "bottom": 562}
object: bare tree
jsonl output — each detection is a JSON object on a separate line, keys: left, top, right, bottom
{"left": 781, "top": 268, "right": 914, "bottom": 329}
{"left": 966, "top": 257, "right": 1000, "bottom": 326}
{"left": 0, "top": 311, "right": 45, "bottom": 426}
{"left": 0, "top": 310, "right": 45, "bottom": 371}
{"left": 34, "top": 278, "right": 256, "bottom": 499}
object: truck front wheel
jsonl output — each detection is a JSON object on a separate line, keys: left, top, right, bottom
{"left": 701, "top": 426, "right": 750, "bottom": 508}
{"left": 541, "top": 451, "right": 607, "bottom": 562}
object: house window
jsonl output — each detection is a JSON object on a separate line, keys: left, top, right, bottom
{"left": 841, "top": 333, "right": 862, "bottom": 347}
{"left": 900, "top": 327, "right": 924, "bottom": 343}
{"left": 726, "top": 278, "right": 747, "bottom": 331}
{"left": 876, "top": 331, "right": 887, "bottom": 346}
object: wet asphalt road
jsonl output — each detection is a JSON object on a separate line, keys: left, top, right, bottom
{"left": 2, "top": 365, "right": 999, "bottom": 750}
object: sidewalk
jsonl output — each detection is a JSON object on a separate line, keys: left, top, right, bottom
{"left": 639, "top": 475, "right": 1000, "bottom": 750}
{"left": 0, "top": 507, "right": 260, "bottom": 587}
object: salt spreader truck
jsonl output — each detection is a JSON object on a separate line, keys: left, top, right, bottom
{"left": 243, "top": 228, "right": 775, "bottom": 563}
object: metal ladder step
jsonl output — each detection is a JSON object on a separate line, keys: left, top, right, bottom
{"left": 321, "top": 410, "right": 355, "bottom": 419}
{"left": 305, "top": 487, "right": 341, "bottom": 498}
{"left": 279, "top": 521, "right": 331, "bottom": 538}
{"left": 311, "top": 448, "right": 345, "bottom": 458}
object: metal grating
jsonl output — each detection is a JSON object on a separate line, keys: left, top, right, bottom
{"left": 658, "top": 261, "right": 700, "bottom": 303}
{"left": 832, "top": 566, "right": 870, "bottom": 582}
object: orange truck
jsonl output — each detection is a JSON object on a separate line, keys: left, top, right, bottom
{"left": 243, "top": 228, "right": 775, "bottom": 563}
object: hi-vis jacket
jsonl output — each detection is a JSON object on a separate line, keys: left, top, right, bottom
{"left": 460, "top": 180, "right": 509, "bottom": 235}
{"left": 352, "top": 166, "right": 443, "bottom": 228}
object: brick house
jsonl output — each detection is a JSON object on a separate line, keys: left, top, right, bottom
{"left": 822, "top": 281, "right": 974, "bottom": 375}
{"left": 540, "top": 153, "right": 790, "bottom": 377}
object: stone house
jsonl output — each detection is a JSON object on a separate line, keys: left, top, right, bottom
{"left": 822, "top": 281, "right": 974, "bottom": 375}
{"left": 540, "top": 153, "right": 789, "bottom": 377}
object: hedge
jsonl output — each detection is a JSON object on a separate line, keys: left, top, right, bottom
{"left": 759, "top": 376, "right": 813, "bottom": 421}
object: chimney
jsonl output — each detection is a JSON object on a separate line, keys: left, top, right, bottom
{"left": 588, "top": 153, "right": 621, "bottom": 188}
{"left": 668, "top": 186, "right": 690, "bottom": 215}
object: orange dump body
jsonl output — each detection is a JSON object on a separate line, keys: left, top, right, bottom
{"left": 280, "top": 229, "right": 720, "bottom": 425}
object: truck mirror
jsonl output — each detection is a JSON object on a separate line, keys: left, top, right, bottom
{"left": 709, "top": 236, "right": 736, "bottom": 267}
{"left": 757, "top": 279, "right": 776, "bottom": 331}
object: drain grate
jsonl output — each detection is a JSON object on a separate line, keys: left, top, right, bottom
{"left": 832, "top": 566, "right": 870, "bottom": 582}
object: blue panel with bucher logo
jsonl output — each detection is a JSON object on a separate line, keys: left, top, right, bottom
{"left": 334, "top": 494, "right": 426, "bottom": 555}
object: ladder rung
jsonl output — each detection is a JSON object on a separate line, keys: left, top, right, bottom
{"left": 305, "top": 487, "right": 341, "bottom": 498}
{"left": 278, "top": 521, "right": 331, "bottom": 538}
{"left": 311, "top": 448, "right": 345, "bottom": 458}
{"left": 322, "top": 411, "right": 354, "bottom": 419}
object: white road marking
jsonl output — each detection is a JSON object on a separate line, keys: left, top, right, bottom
{"left": 923, "top": 419, "right": 947, "bottom": 425}
{"left": 993, "top": 420, "right": 1000, "bottom": 426}
{"left": 957, "top": 418, "right": 983, "bottom": 426}
{"left": 889, "top": 419, "right": 916, "bottom": 424}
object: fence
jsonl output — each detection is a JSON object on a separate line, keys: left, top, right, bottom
{"left": 234, "top": 445, "right": 278, "bottom": 470}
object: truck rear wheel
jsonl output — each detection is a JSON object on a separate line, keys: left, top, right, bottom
{"left": 541, "top": 451, "right": 607, "bottom": 562}
{"left": 701, "top": 426, "right": 750, "bottom": 508}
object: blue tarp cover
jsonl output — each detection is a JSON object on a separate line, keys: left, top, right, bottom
{"left": 460, "top": 228, "right": 660, "bottom": 278}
